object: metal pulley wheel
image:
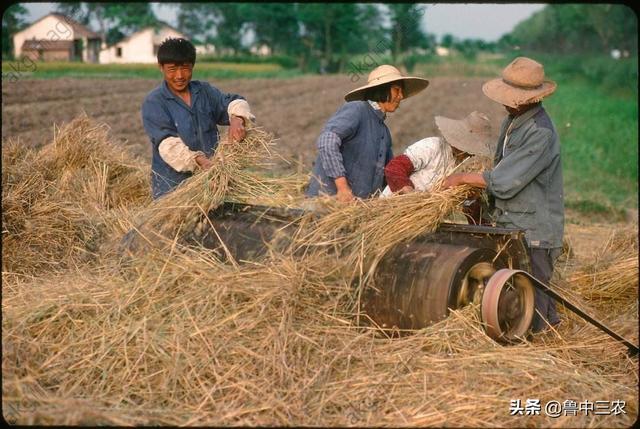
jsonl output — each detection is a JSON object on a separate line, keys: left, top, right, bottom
{"left": 481, "top": 269, "right": 536, "bottom": 343}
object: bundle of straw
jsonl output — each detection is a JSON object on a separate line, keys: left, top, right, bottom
{"left": 292, "top": 184, "right": 475, "bottom": 282}
{"left": 125, "top": 127, "right": 299, "bottom": 247}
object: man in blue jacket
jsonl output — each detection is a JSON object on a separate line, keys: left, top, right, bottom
{"left": 306, "top": 64, "right": 429, "bottom": 202}
{"left": 141, "top": 38, "right": 255, "bottom": 199}
{"left": 443, "top": 57, "right": 564, "bottom": 333}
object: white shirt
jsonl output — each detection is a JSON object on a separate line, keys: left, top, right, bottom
{"left": 381, "top": 137, "right": 455, "bottom": 197}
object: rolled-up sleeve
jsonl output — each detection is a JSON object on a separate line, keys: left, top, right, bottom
{"left": 228, "top": 99, "right": 255, "bottom": 124}
{"left": 141, "top": 97, "right": 178, "bottom": 148}
{"left": 318, "top": 131, "right": 346, "bottom": 178}
{"left": 384, "top": 154, "right": 414, "bottom": 191}
{"left": 484, "top": 128, "right": 553, "bottom": 199}
{"left": 158, "top": 136, "right": 205, "bottom": 173}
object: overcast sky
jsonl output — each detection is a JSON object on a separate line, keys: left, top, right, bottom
{"left": 22, "top": 2, "right": 546, "bottom": 42}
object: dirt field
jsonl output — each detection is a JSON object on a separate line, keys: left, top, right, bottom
{"left": 2, "top": 75, "right": 507, "bottom": 171}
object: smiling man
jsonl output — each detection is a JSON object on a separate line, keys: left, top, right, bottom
{"left": 141, "top": 38, "right": 255, "bottom": 199}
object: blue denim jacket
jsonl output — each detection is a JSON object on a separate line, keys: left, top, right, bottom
{"left": 141, "top": 80, "right": 245, "bottom": 199}
{"left": 306, "top": 101, "right": 393, "bottom": 198}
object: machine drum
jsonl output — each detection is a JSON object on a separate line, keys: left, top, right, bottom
{"left": 364, "top": 243, "right": 504, "bottom": 332}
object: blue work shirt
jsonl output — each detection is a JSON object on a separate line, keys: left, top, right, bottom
{"left": 306, "top": 101, "right": 393, "bottom": 199}
{"left": 141, "top": 80, "right": 245, "bottom": 199}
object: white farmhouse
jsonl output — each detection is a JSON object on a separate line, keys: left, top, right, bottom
{"left": 99, "top": 23, "right": 188, "bottom": 64}
{"left": 435, "top": 46, "right": 450, "bottom": 57}
{"left": 13, "top": 13, "right": 101, "bottom": 62}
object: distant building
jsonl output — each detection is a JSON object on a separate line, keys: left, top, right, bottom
{"left": 250, "top": 44, "right": 272, "bottom": 57}
{"left": 13, "top": 13, "right": 101, "bottom": 62}
{"left": 435, "top": 46, "right": 450, "bottom": 57}
{"left": 195, "top": 43, "right": 216, "bottom": 56}
{"left": 99, "top": 23, "right": 187, "bottom": 64}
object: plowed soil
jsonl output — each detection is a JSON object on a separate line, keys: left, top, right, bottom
{"left": 2, "top": 75, "right": 507, "bottom": 171}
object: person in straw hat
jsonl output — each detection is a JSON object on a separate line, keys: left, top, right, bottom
{"left": 443, "top": 57, "right": 564, "bottom": 334}
{"left": 381, "top": 110, "right": 493, "bottom": 198}
{"left": 305, "top": 64, "right": 429, "bottom": 202}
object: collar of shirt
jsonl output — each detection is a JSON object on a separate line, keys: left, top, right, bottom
{"left": 509, "top": 104, "right": 543, "bottom": 131}
{"left": 367, "top": 100, "right": 386, "bottom": 120}
{"left": 502, "top": 104, "right": 543, "bottom": 157}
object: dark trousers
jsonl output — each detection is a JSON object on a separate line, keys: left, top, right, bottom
{"left": 529, "top": 247, "right": 562, "bottom": 332}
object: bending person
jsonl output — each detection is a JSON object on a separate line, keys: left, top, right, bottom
{"left": 382, "top": 111, "right": 492, "bottom": 196}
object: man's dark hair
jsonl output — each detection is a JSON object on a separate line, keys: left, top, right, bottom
{"left": 157, "top": 38, "right": 196, "bottom": 65}
{"left": 364, "top": 81, "right": 405, "bottom": 102}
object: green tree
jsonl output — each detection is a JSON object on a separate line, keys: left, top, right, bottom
{"left": 244, "top": 4, "right": 300, "bottom": 56}
{"left": 508, "top": 4, "right": 637, "bottom": 54}
{"left": 585, "top": 4, "right": 637, "bottom": 52}
{"left": 55, "top": 2, "right": 157, "bottom": 45}
{"left": 441, "top": 33, "right": 455, "bottom": 49}
{"left": 209, "top": 3, "right": 250, "bottom": 54}
{"left": 385, "top": 3, "right": 429, "bottom": 61}
{"left": 177, "top": 3, "right": 218, "bottom": 45}
{"left": 298, "top": 3, "right": 381, "bottom": 73}
{"left": 103, "top": 3, "right": 157, "bottom": 45}
{"left": 2, "top": 3, "right": 29, "bottom": 59}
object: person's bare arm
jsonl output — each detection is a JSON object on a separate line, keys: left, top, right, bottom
{"left": 194, "top": 154, "right": 214, "bottom": 170}
{"left": 335, "top": 176, "right": 355, "bottom": 202}
{"left": 228, "top": 115, "right": 246, "bottom": 143}
{"left": 442, "top": 172, "right": 487, "bottom": 189}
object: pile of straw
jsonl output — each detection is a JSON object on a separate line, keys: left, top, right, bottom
{"left": 2, "top": 113, "right": 637, "bottom": 426}
{"left": 3, "top": 243, "right": 637, "bottom": 426}
{"left": 567, "top": 226, "right": 638, "bottom": 310}
{"left": 2, "top": 115, "right": 149, "bottom": 273}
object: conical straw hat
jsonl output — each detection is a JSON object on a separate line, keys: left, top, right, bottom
{"left": 345, "top": 64, "right": 429, "bottom": 102}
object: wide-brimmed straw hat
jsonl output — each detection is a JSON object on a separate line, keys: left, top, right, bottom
{"left": 482, "top": 57, "right": 557, "bottom": 108}
{"left": 344, "top": 64, "right": 429, "bottom": 102}
{"left": 435, "top": 111, "right": 493, "bottom": 156}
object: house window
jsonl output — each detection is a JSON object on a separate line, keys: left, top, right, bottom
{"left": 116, "top": 47, "right": 122, "bottom": 58}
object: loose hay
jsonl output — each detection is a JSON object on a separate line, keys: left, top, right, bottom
{"left": 2, "top": 115, "right": 149, "bottom": 273}
{"left": 291, "top": 184, "right": 475, "bottom": 284}
{"left": 123, "top": 127, "right": 301, "bottom": 250}
{"left": 2, "top": 114, "right": 638, "bottom": 427}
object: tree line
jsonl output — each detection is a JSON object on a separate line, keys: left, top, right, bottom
{"left": 501, "top": 4, "right": 637, "bottom": 55}
{"left": 173, "top": 3, "right": 433, "bottom": 73}
{"left": 3, "top": 3, "right": 636, "bottom": 70}
{"left": 1, "top": 3, "right": 432, "bottom": 73}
